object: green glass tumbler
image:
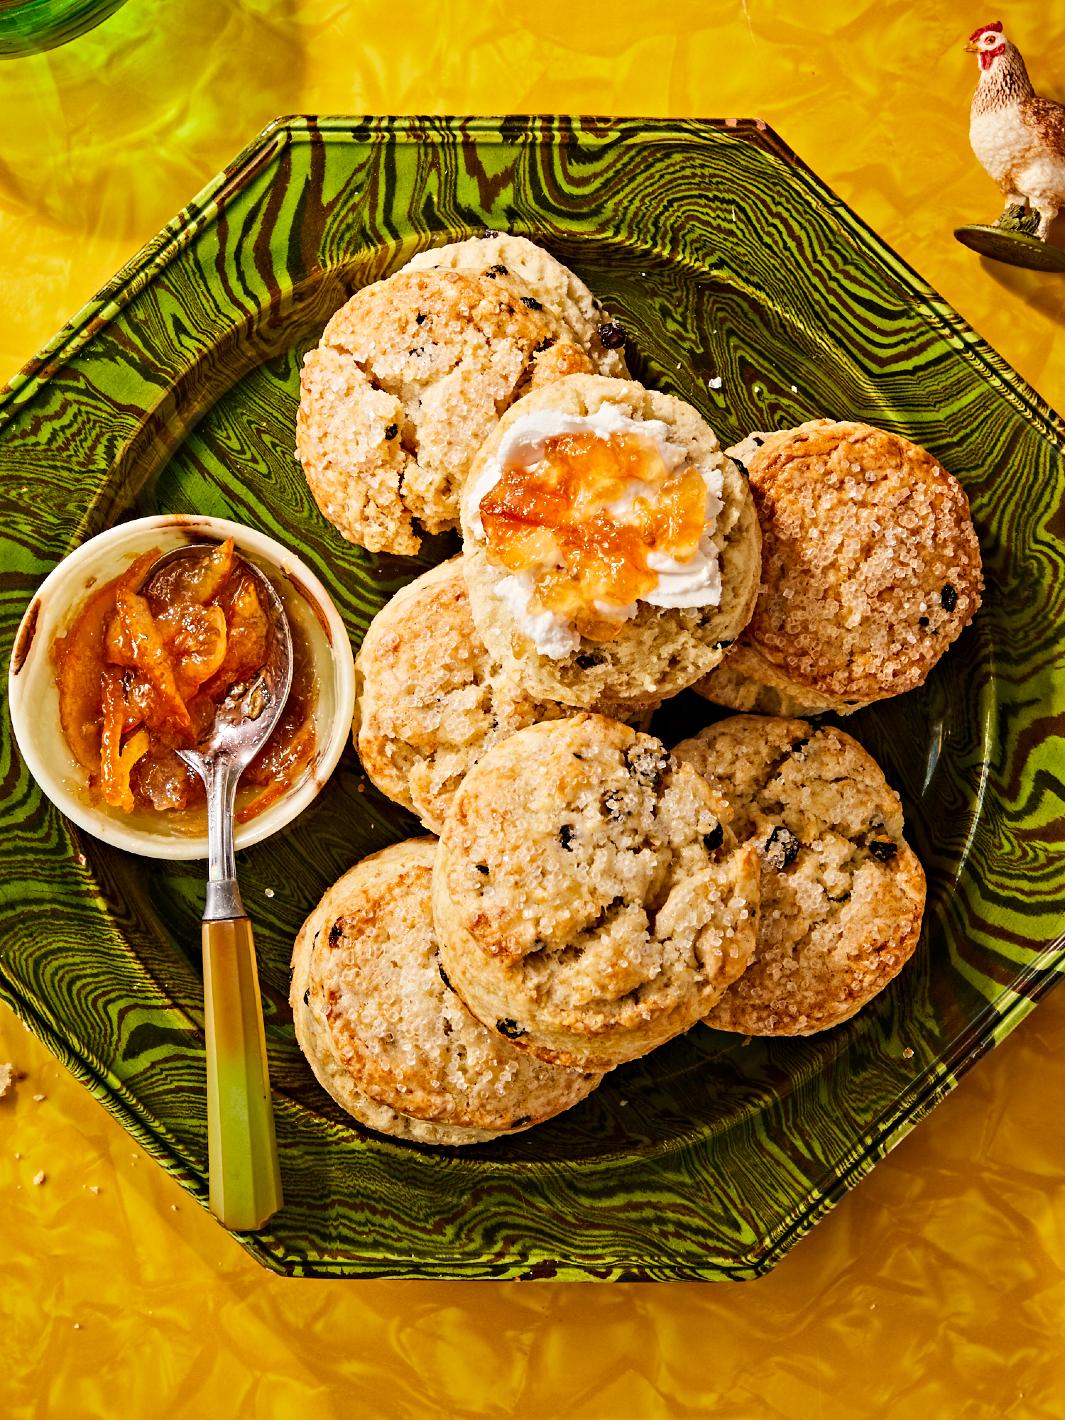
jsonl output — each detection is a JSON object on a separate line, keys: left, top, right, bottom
{"left": 0, "top": 0, "right": 129, "bottom": 57}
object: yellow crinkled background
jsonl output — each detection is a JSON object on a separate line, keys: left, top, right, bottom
{"left": 1, "top": 2, "right": 1063, "bottom": 1416}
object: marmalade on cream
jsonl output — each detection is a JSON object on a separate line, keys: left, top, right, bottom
{"left": 467, "top": 405, "right": 725, "bottom": 657}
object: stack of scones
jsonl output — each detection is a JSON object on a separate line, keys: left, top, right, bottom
{"left": 290, "top": 234, "right": 982, "bottom": 1145}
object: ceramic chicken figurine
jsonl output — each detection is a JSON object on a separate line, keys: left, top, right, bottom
{"left": 966, "top": 21, "right": 1065, "bottom": 241}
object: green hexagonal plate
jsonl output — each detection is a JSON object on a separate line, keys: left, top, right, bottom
{"left": 1, "top": 116, "right": 1063, "bottom": 1280}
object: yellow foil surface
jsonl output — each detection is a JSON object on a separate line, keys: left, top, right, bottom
{"left": 2, "top": 1, "right": 1064, "bottom": 1414}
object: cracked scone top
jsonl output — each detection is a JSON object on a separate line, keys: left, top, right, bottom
{"left": 354, "top": 557, "right": 648, "bottom": 836}
{"left": 697, "top": 420, "right": 983, "bottom": 715}
{"left": 296, "top": 265, "right": 601, "bottom": 555}
{"left": 431, "top": 715, "right": 761, "bottom": 1070}
{"left": 673, "top": 715, "right": 927, "bottom": 1035}
{"left": 402, "top": 231, "right": 630, "bottom": 380}
{"left": 291, "top": 839, "right": 599, "bottom": 1146}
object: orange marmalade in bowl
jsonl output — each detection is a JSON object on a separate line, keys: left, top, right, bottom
{"left": 52, "top": 538, "right": 316, "bottom": 823}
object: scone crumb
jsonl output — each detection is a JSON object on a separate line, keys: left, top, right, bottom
{"left": 32, "top": 1170, "right": 46, "bottom": 1186}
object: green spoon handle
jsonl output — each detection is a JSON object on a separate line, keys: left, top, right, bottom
{"left": 202, "top": 916, "right": 283, "bottom": 1232}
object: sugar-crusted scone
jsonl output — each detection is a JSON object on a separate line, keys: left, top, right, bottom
{"left": 296, "top": 267, "right": 593, "bottom": 555}
{"left": 673, "top": 715, "right": 926, "bottom": 1035}
{"left": 291, "top": 839, "right": 600, "bottom": 1145}
{"left": 403, "top": 232, "right": 629, "bottom": 380}
{"left": 460, "top": 374, "right": 761, "bottom": 708}
{"left": 432, "top": 716, "right": 761, "bottom": 1070}
{"left": 696, "top": 421, "right": 983, "bottom": 714}
{"left": 354, "top": 558, "right": 573, "bottom": 834}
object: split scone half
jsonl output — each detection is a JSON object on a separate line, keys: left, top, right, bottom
{"left": 291, "top": 839, "right": 601, "bottom": 1145}
{"left": 354, "top": 557, "right": 651, "bottom": 835}
{"left": 460, "top": 373, "right": 761, "bottom": 708}
{"left": 696, "top": 421, "right": 983, "bottom": 715}
{"left": 432, "top": 716, "right": 761, "bottom": 1071}
{"left": 673, "top": 715, "right": 927, "bottom": 1035}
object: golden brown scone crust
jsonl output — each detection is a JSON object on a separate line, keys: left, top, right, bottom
{"left": 432, "top": 716, "right": 761, "bottom": 1070}
{"left": 460, "top": 374, "right": 761, "bottom": 708}
{"left": 296, "top": 344, "right": 418, "bottom": 555}
{"left": 527, "top": 339, "right": 596, "bottom": 386}
{"left": 696, "top": 646, "right": 870, "bottom": 718}
{"left": 354, "top": 558, "right": 573, "bottom": 833}
{"left": 705, "top": 421, "right": 982, "bottom": 706}
{"left": 673, "top": 715, "right": 926, "bottom": 1035}
{"left": 403, "top": 232, "right": 630, "bottom": 379}
{"left": 291, "top": 839, "right": 600, "bottom": 1145}
{"left": 296, "top": 267, "right": 587, "bottom": 555}
{"left": 353, "top": 558, "right": 653, "bottom": 833}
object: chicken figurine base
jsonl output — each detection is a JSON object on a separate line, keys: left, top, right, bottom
{"left": 954, "top": 223, "right": 1065, "bottom": 272}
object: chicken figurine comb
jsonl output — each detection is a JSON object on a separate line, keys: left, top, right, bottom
{"left": 954, "top": 21, "right": 1065, "bottom": 271}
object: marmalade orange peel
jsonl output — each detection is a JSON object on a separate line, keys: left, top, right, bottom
{"left": 459, "top": 373, "right": 762, "bottom": 709}
{"left": 51, "top": 538, "right": 316, "bottom": 819}
{"left": 479, "top": 426, "right": 711, "bottom": 642}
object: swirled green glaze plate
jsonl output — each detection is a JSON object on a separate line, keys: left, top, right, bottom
{"left": 2, "top": 117, "right": 1063, "bottom": 1280}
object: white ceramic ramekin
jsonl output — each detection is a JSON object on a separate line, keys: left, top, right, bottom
{"left": 8, "top": 514, "right": 356, "bottom": 860}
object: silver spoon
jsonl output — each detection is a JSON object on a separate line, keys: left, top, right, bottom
{"left": 143, "top": 542, "right": 293, "bottom": 1232}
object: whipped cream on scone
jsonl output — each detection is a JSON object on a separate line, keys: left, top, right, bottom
{"left": 465, "top": 404, "right": 727, "bottom": 658}
{"left": 459, "top": 373, "right": 761, "bottom": 708}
